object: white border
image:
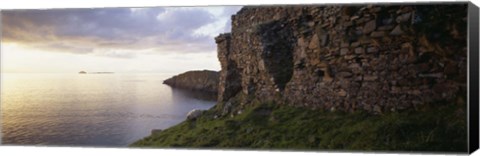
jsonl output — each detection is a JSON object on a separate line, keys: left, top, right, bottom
{"left": 0, "top": 0, "right": 469, "bottom": 9}
{"left": 1, "top": 0, "right": 479, "bottom": 156}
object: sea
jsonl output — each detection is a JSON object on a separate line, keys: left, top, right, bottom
{"left": 0, "top": 73, "right": 216, "bottom": 147}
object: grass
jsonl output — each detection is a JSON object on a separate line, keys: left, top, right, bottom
{"left": 130, "top": 98, "right": 467, "bottom": 153}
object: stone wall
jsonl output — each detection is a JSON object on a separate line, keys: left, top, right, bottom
{"left": 216, "top": 4, "right": 468, "bottom": 114}
{"left": 216, "top": 34, "right": 243, "bottom": 102}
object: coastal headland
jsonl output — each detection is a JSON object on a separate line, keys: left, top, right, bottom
{"left": 132, "top": 4, "right": 468, "bottom": 152}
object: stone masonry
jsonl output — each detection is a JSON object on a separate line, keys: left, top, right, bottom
{"left": 216, "top": 4, "right": 468, "bottom": 114}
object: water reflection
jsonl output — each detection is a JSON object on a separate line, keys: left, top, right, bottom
{"left": 170, "top": 87, "right": 218, "bottom": 102}
{"left": 1, "top": 73, "right": 216, "bottom": 147}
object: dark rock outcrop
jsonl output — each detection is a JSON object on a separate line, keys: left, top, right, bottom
{"left": 163, "top": 70, "right": 219, "bottom": 94}
{"left": 216, "top": 4, "right": 467, "bottom": 114}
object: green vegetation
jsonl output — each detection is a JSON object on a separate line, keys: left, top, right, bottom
{"left": 130, "top": 99, "right": 467, "bottom": 153}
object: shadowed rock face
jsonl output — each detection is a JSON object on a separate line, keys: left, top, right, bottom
{"left": 163, "top": 70, "right": 220, "bottom": 94}
{"left": 216, "top": 4, "right": 468, "bottom": 114}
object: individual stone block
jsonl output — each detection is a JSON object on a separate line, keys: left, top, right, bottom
{"left": 308, "top": 34, "right": 320, "bottom": 49}
{"left": 366, "top": 47, "right": 379, "bottom": 53}
{"left": 363, "top": 20, "right": 377, "bottom": 34}
{"left": 396, "top": 12, "right": 412, "bottom": 23}
{"left": 370, "top": 31, "right": 386, "bottom": 38}
{"left": 390, "top": 25, "right": 404, "bottom": 36}
{"left": 340, "top": 48, "right": 349, "bottom": 55}
{"left": 354, "top": 47, "right": 365, "bottom": 54}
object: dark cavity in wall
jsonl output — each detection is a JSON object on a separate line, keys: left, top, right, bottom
{"left": 224, "top": 61, "right": 243, "bottom": 100}
{"left": 257, "top": 20, "right": 294, "bottom": 91}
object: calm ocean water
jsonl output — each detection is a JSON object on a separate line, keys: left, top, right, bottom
{"left": 0, "top": 73, "right": 216, "bottom": 147}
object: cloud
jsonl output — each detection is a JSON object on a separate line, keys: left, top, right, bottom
{"left": 1, "top": 6, "right": 242, "bottom": 58}
{"left": 221, "top": 6, "right": 242, "bottom": 32}
{"left": 94, "top": 49, "right": 136, "bottom": 59}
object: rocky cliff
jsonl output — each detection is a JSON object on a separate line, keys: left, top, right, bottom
{"left": 132, "top": 4, "right": 469, "bottom": 150}
{"left": 216, "top": 4, "right": 467, "bottom": 114}
{"left": 163, "top": 70, "right": 219, "bottom": 94}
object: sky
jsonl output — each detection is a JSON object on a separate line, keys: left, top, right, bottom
{"left": 1, "top": 6, "right": 242, "bottom": 73}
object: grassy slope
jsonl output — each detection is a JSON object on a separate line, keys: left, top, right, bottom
{"left": 130, "top": 98, "right": 467, "bottom": 153}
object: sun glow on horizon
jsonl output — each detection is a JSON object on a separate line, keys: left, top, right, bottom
{"left": 1, "top": 6, "right": 241, "bottom": 74}
{"left": 1, "top": 42, "right": 221, "bottom": 74}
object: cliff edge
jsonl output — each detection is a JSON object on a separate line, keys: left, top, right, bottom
{"left": 163, "top": 70, "right": 219, "bottom": 94}
{"left": 132, "top": 4, "right": 468, "bottom": 151}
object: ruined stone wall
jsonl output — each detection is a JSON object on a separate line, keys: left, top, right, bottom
{"left": 216, "top": 34, "right": 242, "bottom": 102}
{"left": 216, "top": 4, "right": 468, "bottom": 113}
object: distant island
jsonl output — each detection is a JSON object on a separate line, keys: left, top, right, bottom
{"left": 78, "top": 71, "right": 114, "bottom": 74}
